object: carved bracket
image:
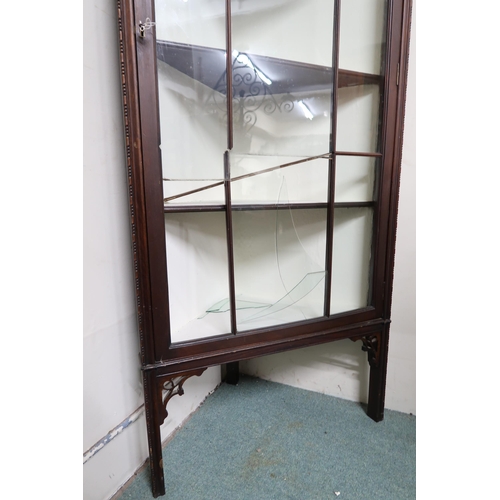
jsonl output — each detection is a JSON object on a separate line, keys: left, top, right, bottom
{"left": 157, "top": 368, "right": 207, "bottom": 425}
{"left": 351, "top": 334, "right": 380, "bottom": 368}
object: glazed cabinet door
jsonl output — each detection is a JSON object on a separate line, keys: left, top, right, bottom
{"left": 121, "top": 0, "right": 410, "bottom": 363}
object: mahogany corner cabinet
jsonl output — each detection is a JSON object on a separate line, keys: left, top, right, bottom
{"left": 116, "top": 0, "right": 412, "bottom": 496}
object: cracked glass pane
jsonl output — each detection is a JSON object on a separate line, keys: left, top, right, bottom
{"left": 232, "top": 178, "right": 327, "bottom": 331}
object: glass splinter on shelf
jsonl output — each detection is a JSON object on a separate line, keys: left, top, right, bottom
{"left": 239, "top": 271, "right": 326, "bottom": 324}
{"left": 200, "top": 271, "right": 325, "bottom": 322}
{"left": 198, "top": 298, "right": 270, "bottom": 318}
{"left": 202, "top": 178, "right": 326, "bottom": 329}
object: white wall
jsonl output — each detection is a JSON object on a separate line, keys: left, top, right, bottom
{"left": 83, "top": 2, "right": 221, "bottom": 499}
{"left": 83, "top": 2, "right": 415, "bottom": 500}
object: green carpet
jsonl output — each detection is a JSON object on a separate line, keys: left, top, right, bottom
{"left": 119, "top": 376, "right": 415, "bottom": 500}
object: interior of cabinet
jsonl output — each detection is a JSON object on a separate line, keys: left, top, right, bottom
{"left": 155, "top": 0, "right": 385, "bottom": 343}
{"left": 164, "top": 212, "right": 231, "bottom": 342}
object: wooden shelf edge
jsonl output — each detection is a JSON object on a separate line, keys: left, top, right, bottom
{"left": 156, "top": 39, "right": 382, "bottom": 93}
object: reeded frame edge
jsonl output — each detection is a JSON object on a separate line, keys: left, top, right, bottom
{"left": 117, "top": 2, "right": 166, "bottom": 495}
{"left": 117, "top": 0, "right": 156, "bottom": 366}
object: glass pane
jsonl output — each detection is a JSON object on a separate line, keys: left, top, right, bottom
{"left": 155, "top": 0, "right": 227, "bottom": 205}
{"left": 336, "top": 83, "right": 381, "bottom": 153}
{"left": 232, "top": 208, "right": 327, "bottom": 331}
{"left": 330, "top": 207, "right": 373, "bottom": 315}
{"left": 163, "top": 183, "right": 226, "bottom": 206}
{"left": 230, "top": 153, "right": 329, "bottom": 205}
{"left": 339, "top": 0, "right": 387, "bottom": 75}
{"left": 231, "top": 0, "right": 335, "bottom": 159}
{"left": 335, "top": 0, "right": 386, "bottom": 153}
{"left": 165, "top": 213, "right": 231, "bottom": 342}
{"left": 335, "top": 156, "right": 376, "bottom": 202}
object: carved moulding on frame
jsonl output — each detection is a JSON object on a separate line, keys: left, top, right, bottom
{"left": 157, "top": 368, "right": 207, "bottom": 425}
{"left": 351, "top": 333, "right": 381, "bottom": 368}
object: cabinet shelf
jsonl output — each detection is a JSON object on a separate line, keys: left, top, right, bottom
{"left": 163, "top": 201, "right": 374, "bottom": 213}
{"left": 156, "top": 40, "right": 382, "bottom": 96}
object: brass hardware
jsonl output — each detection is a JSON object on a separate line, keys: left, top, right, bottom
{"left": 138, "top": 18, "right": 155, "bottom": 38}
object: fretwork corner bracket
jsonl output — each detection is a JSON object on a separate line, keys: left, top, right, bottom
{"left": 351, "top": 333, "right": 381, "bottom": 368}
{"left": 157, "top": 368, "right": 207, "bottom": 425}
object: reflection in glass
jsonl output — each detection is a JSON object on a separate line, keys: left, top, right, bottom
{"left": 155, "top": 0, "right": 227, "bottom": 204}
{"left": 231, "top": 0, "right": 335, "bottom": 159}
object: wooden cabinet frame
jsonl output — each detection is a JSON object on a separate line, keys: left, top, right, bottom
{"left": 116, "top": 0, "right": 412, "bottom": 496}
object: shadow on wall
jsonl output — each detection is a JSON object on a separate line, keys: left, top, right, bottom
{"left": 240, "top": 339, "right": 369, "bottom": 403}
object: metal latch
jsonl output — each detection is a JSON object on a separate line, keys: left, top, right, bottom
{"left": 138, "top": 18, "right": 155, "bottom": 38}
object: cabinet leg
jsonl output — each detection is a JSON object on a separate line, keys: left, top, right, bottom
{"left": 225, "top": 361, "right": 239, "bottom": 385}
{"left": 352, "top": 326, "right": 390, "bottom": 422}
{"left": 143, "top": 370, "right": 166, "bottom": 497}
{"left": 366, "top": 326, "right": 390, "bottom": 422}
{"left": 143, "top": 368, "right": 207, "bottom": 497}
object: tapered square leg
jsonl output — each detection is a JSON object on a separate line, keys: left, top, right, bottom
{"left": 366, "top": 326, "right": 390, "bottom": 422}
{"left": 143, "top": 368, "right": 207, "bottom": 497}
{"left": 143, "top": 370, "right": 165, "bottom": 497}
{"left": 225, "top": 361, "right": 240, "bottom": 385}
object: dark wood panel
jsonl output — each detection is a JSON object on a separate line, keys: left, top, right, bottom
{"left": 324, "top": 0, "right": 341, "bottom": 317}
{"left": 145, "top": 315, "right": 386, "bottom": 375}
{"left": 117, "top": 0, "right": 157, "bottom": 366}
{"left": 163, "top": 201, "right": 375, "bottom": 213}
{"left": 223, "top": 151, "right": 237, "bottom": 334}
{"left": 163, "top": 204, "right": 226, "bottom": 213}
